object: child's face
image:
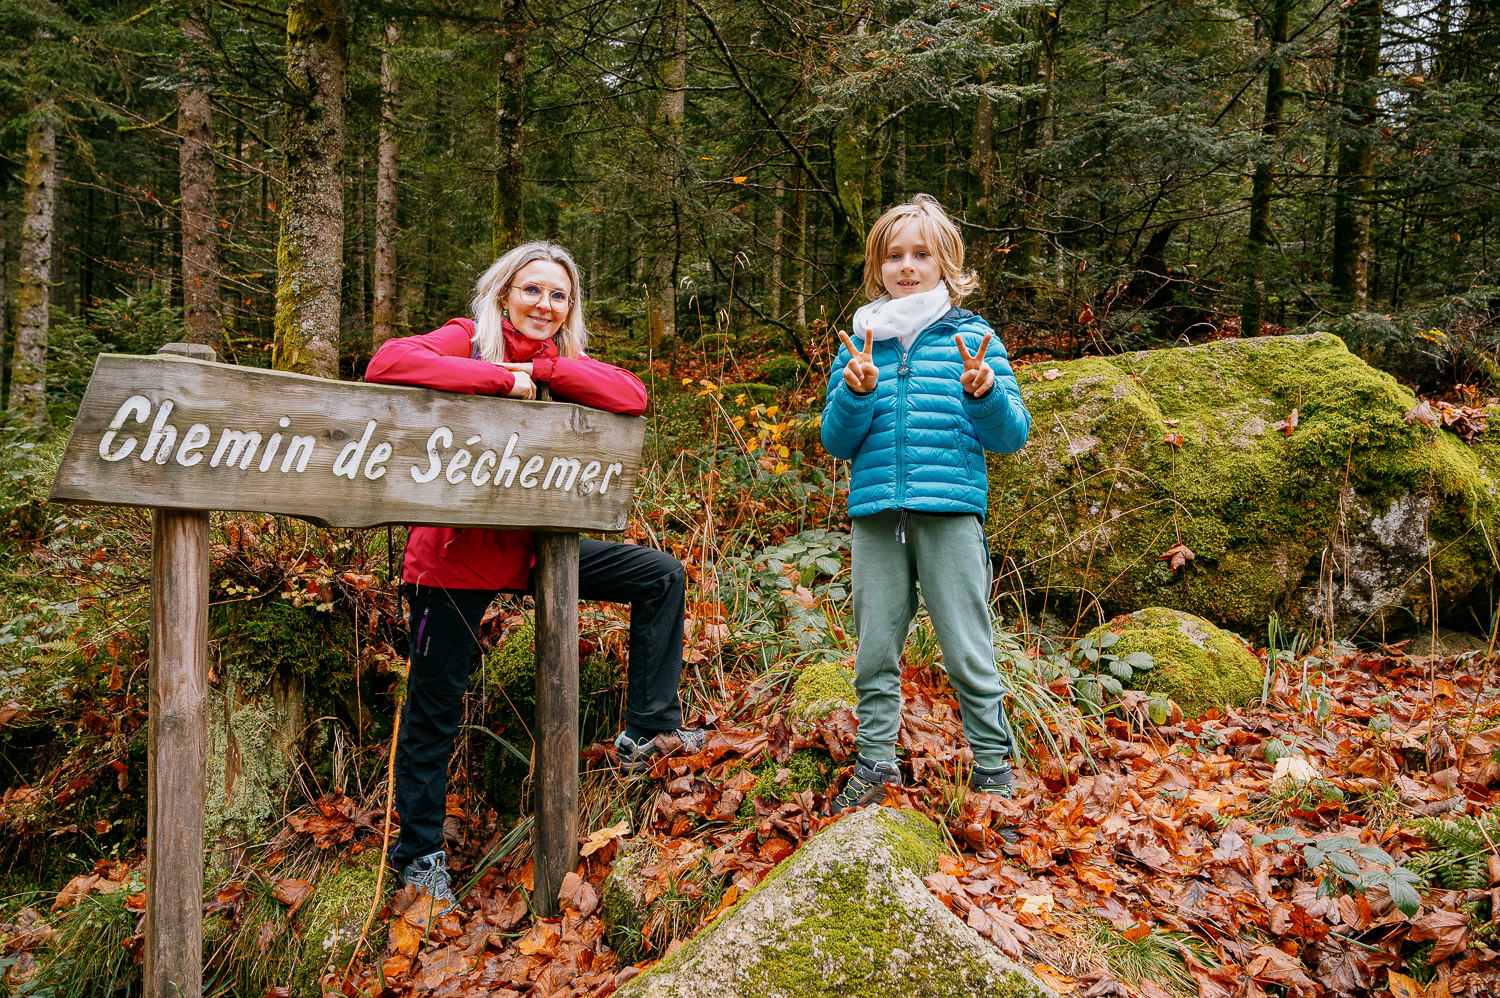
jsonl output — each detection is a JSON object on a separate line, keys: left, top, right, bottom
{"left": 880, "top": 219, "right": 943, "bottom": 299}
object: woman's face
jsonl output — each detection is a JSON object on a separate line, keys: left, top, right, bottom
{"left": 503, "top": 260, "right": 573, "bottom": 341}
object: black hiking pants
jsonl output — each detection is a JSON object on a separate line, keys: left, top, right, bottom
{"left": 391, "top": 539, "right": 686, "bottom": 868}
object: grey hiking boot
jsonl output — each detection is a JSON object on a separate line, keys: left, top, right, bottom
{"left": 399, "top": 851, "right": 457, "bottom": 916}
{"left": 971, "top": 764, "right": 1020, "bottom": 844}
{"left": 825, "top": 756, "right": 903, "bottom": 816}
{"left": 614, "top": 727, "right": 708, "bottom": 774}
{"left": 971, "top": 763, "right": 1014, "bottom": 799}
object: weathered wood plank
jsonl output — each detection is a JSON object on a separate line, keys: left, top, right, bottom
{"left": 145, "top": 507, "right": 210, "bottom": 998}
{"left": 532, "top": 530, "right": 580, "bottom": 917}
{"left": 50, "top": 354, "right": 645, "bottom": 531}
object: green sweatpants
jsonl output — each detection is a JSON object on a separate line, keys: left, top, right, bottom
{"left": 851, "top": 510, "right": 1015, "bottom": 770}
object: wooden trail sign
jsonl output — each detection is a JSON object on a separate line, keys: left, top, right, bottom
{"left": 50, "top": 345, "right": 646, "bottom": 997}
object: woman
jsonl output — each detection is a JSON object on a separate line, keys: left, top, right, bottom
{"left": 366, "top": 240, "right": 705, "bottom": 912}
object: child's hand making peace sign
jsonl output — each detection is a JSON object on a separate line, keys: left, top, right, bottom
{"left": 956, "top": 332, "right": 995, "bottom": 398}
{"left": 838, "top": 329, "right": 880, "bottom": 394}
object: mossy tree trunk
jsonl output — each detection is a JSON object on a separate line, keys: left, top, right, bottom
{"left": 1014, "top": 8, "right": 1056, "bottom": 280}
{"left": 1330, "top": 0, "right": 1382, "bottom": 305}
{"left": 372, "top": 23, "right": 399, "bottom": 351}
{"left": 179, "top": 5, "right": 222, "bottom": 350}
{"left": 492, "top": 0, "right": 526, "bottom": 257}
{"left": 274, "top": 0, "right": 347, "bottom": 379}
{"left": 1242, "top": 0, "right": 1291, "bottom": 339}
{"left": 10, "top": 105, "right": 57, "bottom": 426}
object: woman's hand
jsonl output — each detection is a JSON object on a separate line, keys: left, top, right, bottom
{"left": 838, "top": 329, "right": 879, "bottom": 394}
{"left": 505, "top": 369, "right": 537, "bottom": 400}
{"left": 956, "top": 333, "right": 995, "bottom": 398}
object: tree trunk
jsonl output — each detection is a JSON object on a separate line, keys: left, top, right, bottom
{"left": 790, "top": 159, "right": 807, "bottom": 329}
{"left": 492, "top": 0, "right": 526, "bottom": 256}
{"left": 646, "top": 0, "right": 685, "bottom": 350}
{"left": 1330, "top": 0, "right": 1382, "bottom": 304}
{"left": 274, "top": 0, "right": 347, "bottom": 379}
{"left": 179, "top": 8, "right": 221, "bottom": 349}
{"left": 373, "top": 24, "right": 400, "bottom": 352}
{"left": 10, "top": 110, "right": 56, "bottom": 426}
{"left": 344, "top": 152, "right": 367, "bottom": 351}
{"left": 1, "top": 166, "right": 9, "bottom": 407}
{"left": 1242, "top": 0, "right": 1290, "bottom": 339}
{"left": 970, "top": 80, "right": 997, "bottom": 263}
{"left": 770, "top": 176, "right": 784, "bottom": 318}
{"left": 1015, "top": 9, "right": 1055, "bottom": 278}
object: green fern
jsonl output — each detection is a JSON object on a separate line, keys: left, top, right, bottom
{"left": 1408, "top": 811, "right": 1500, "bottom": 890}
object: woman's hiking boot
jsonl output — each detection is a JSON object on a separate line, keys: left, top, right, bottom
{"left": 614, "top": 727, "right": 708, "bottom": 774}
{"left": 399, "top": 850, "right": 458, "bottom": 916}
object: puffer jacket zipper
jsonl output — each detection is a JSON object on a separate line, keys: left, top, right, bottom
{"left": 895, "top": 339, "right": 912, "bottom": 521}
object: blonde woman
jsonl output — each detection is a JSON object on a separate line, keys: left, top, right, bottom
{"left": 367, "top": 241, "right": 705, "bottom": 913}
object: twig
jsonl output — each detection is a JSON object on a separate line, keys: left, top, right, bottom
{"left": 340, "top": 699, "right": 403, "bottom": 985}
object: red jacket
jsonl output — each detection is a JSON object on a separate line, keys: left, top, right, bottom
{"left": 366, "top": 318, "right": 648, "bottom": 590}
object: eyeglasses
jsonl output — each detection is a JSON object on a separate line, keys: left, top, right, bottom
{"left": 509, "top": 283, "right": 571, "bottom": 309}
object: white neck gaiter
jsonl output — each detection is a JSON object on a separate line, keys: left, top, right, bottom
{"left": 850, "top": 282, "right": 953, "bottom": 344}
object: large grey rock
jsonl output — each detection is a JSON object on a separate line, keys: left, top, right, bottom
{"left": 988, "top": 333, "right": 1499, "bottom": 636}
{"left": 618, "top": 806, "right": 1060, "bottom": 998}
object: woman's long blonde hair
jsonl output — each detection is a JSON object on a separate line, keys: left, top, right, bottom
{"left": 862, "top": 193, "right": 978, "bottom": 302}
{"left": 471, "top": 241, "right": 588, "bottom": 363}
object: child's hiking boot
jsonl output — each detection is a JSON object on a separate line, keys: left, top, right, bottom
{"left": 399, "top": 850, "right": 458, "bottom": 916}
{"left": 971, "top": 763, "right": 1014, "bottom": 799}
{"left": 614, "top": 726, "right": 708, "bottom": 774}
{"left": 971, "top": 764, "right": 1020, "bottom": 844}
{"left": 825, "top": 756, "right": 903, "bottom": 816}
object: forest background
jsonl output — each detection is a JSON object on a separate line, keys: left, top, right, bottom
{"left": 1, "top": 0, "right": 1499, "bottom": 996}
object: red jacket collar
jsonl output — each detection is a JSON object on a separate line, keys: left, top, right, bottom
{"left": 501, "top": 321, "right": 560, "bottom": 362}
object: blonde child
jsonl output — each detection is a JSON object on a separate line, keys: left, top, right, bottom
{"left": 820, "top": 194, "right": 1031, "bottom": 815}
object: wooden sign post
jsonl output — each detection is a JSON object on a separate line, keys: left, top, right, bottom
{"left": 50, "top": 345, "right": 647, "bottom": 996}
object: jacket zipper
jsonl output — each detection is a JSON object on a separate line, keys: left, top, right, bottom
{"left": 895, "top": 341, "right": 912, "bottom": 535}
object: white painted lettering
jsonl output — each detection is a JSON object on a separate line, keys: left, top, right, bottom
{"left": 494, "top": 433, "right": 522, "bottom": 487}
{"left": 139, "top": 400, "right": 178, "bottom": 464}
{"left": 412, "top": 427, "right": 451, "bottom": 483}
{"left": 579, "top": 461, "right": 601, "bottom": 491}
{"left": 543, "top": 456, "right": 581, "bottom": 491}
{"left": 445, "top": 448, "right": 472, "bottom": 484}
{"left": 259, "top": 417, "right": 293, "bottom": 472}
{"left": 176, "top": 424, "right": 213, "bottom": 467}
{"left": 471, "top": 450, "right": 496, "bottom": 486}
{"left": 518, "top": 455, "right": 544, "bottom": 488}
{"left": 600, "top": 462, "right": 623, "bottom": 492}
{"left": 210, "top": 428, "right": 261, "bottom": 469}
{"left": 364, "top": 442, "right": 392, "bottom": 480}
{"left": 332, "top": 419, "right": 378, "bottom": 479}
{"left": 99, "top": 395, "right": 151, "bottom": 462}
{"left": 281, "top": 435, "right": 316, "bottom": 473}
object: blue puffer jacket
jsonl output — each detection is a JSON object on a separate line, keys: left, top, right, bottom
{"left": 820, "top": 307, "right": 1031, "bottom": 519}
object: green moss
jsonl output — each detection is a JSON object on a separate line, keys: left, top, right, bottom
{"left": 1088, "top": 607, "right": 1263, "bottom": 718}
{"left": 790, "top": 661, "right": 857, "bottom": 721}
{"left": 480, "top": 618, "right": 621, "bottom": 819}
{"left": 735, "top": 749, "right": 838, "bottom": 821}
{"left": 721, "top": 382, "right": 779, "bottom": 408}
{"left": 990, "top": 333, "right": 1500, "bottom": 634}
{"left": 205, "top": 600, "right": 343, "bottom": 845}
{"left": 289, "top": 850, "right": 385, "bottom": 996}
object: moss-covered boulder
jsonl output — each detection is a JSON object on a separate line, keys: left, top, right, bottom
{"left": 480, "top": 618, "right": 621, "bottom": 819}
{"left": 289, "top": 849, "right": 384, "bottom": 995}
{"left": 618, "top": 806, "right": 1060, "bottom": 998}
{"left": 989, "top": 333, "right": 1500, "bottom": 635}
{"left": 789, "top": 660, "right": 857, "bottom": 722}
{"left": 1085, "top": 607, "right": 1263, "bottom": 718}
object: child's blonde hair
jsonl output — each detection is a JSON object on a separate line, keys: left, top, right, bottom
{"left": 862, "top": 193, "right": 978, "bottom": 302}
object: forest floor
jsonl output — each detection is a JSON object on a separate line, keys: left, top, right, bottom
{"left": 2, "top": 340, "right": 1498, "bottom": 998}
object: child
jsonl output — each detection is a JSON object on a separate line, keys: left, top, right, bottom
{"left": 819, "top": 193, "right": 1031, "bottom": 815}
